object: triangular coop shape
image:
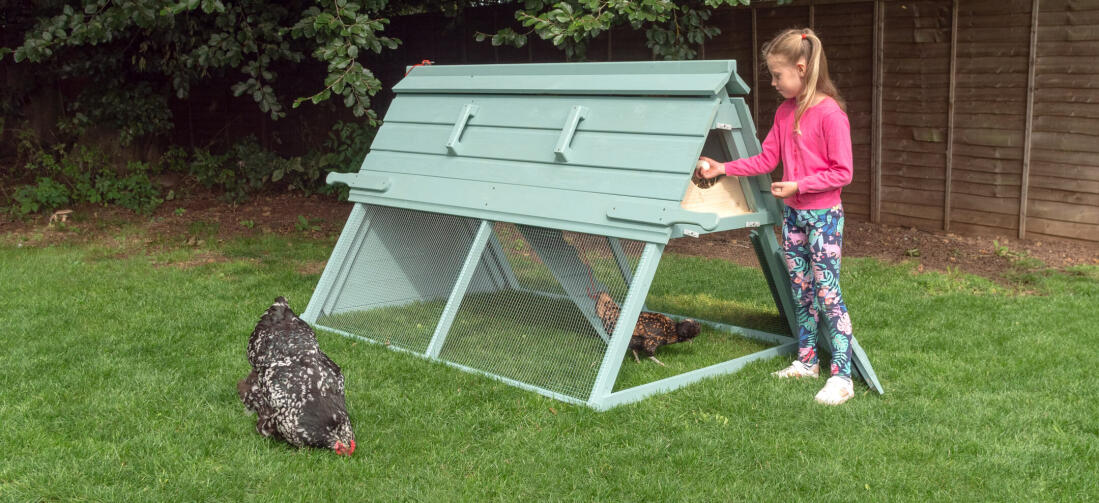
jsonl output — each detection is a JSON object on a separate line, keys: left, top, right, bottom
{"left": 304, "top": 60, "right": 883, "bottom": 410}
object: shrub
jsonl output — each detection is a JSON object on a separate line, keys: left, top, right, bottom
{"left": 8, "top": 144, "right": 163, "bottom": 216}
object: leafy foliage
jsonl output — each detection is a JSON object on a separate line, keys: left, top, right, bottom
{"left": 1, "top": 0, "right": 778, "bottom": 212}
{"left": 478, "top": 0, "right": 764, "bottom": 61}
{"left": 289, "top": 1, "right": 397, "bottom": 123}
{"left": 5, "top": 0, "right": 396, "bottom": 126}
{"left": 10, "top": 144, "right": 163, "bottom": 216}
{"left": 187, "top": 120, "right": 376, "bottom": 202}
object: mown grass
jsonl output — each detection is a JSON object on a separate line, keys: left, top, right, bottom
{"left": 1, "top": 234, "right": 1097, "bottom": 501}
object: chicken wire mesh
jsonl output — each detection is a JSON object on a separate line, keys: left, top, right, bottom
{"left": 314, "top": 205, "right": 489, "bottom": 353}
{"left": 437, "top": 223, "right": 644, "bottom": 400}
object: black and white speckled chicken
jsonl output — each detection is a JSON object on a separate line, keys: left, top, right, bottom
{"left": 237, "top": 297, "right": 355, "bottom": 456}
{"left": 593, "top": 291, "right": 701, "bottom": 366}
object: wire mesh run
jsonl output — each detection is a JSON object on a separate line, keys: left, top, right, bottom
{"left": 437, "top": 223, "right": 644, "bottom": 400}
{"left": 315, "top": 205, "right": 482, "bottom": 353}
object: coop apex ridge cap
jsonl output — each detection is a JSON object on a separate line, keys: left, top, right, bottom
{"left": 395, "top": 60, "right": 751, "bottom": 97}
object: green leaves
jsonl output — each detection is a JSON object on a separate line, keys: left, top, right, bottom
{"left": 496, "top": 0, "right": 757, "bottom": 61}
{"left": 290, "top": 3, "right": 395, "bottom": 121}
{"left": 3, "top": 0, "right": 773, "bottom": 139}
{"left": 6, "top": 0, "right": 401, "bottom": 127}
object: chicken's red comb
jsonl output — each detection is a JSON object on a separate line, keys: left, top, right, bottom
{"left": 334, "top": 440, "right": 356, "bottom": 456}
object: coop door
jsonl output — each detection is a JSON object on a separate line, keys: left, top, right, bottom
{"left": 680, "top": 129, "right": 752, "bottom": 218}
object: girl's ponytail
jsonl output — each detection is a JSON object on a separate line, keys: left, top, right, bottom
{"left": 763, "top": 28, "right": 844, "bottom": 134}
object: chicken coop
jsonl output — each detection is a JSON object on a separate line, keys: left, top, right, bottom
{"left": 303, "top": 60, "right": 883, "bottom": 410}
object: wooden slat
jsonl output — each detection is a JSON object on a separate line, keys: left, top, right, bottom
{"left": 952, "top": 127, "right": 1026, "bottom": 148}
{"left": 1032, "top": 115, "right": 1099, "bottom": 134}
{"left": 1025, "top": 217, "right": 1099, "bottom": 242}
{"left": 950, "top": 192, "right": 1021, "bottom": 215}
{"left": 1029, "top": 159, "right": 1099, "bottom": 182}
{"left": 882, "top": 150, "right": 949, "bottom": 169}
{"left": 1031, "top": 131, "right": 1099, "bottom": 153}
{"left": 1032, "top": 88, "right": 1099, "bottom": 103}
{"left": 880, "top": 208, "right": 943, "bottom": 229}
{"left": 952, "top": 112, "right": 1028, "bottom": 130}
{"left": 371, "top": 122, "right": 705, "bottom": 175}
{"left": 1035, "top": 73, "right": 1099, "bottom": 88}
{"left": 951, "top": 180, "right": 1022, "bottom": 198}
{"left": 1028, "top": 186, "right": 1099, "bottom": 205}
{"left": 1028, "top": 199, "right": 1099, "bottom": 225}
{"left": 362, "top": 150, "right": 691, "bottom": 202}
{"left": 382, "top": 94, "right": 717, "bottom": 136}
{"left": 1028, "top": 101, "right": 1099, "bottom": 119}
{"left": 949, "top": 213, "right": 1018, "bottom": 234}
{"left": 882, "top": 175, "right": 948, "bottom": 192}
{"left": 950, "top": 169, "right": 1022, "bottom": 186}
{"left": 952, "top": 144, "right": 1024, "bottom": 162}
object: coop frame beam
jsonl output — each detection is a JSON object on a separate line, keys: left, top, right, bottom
{"left": 588, "top": 242, "right": 665, "bottom": 405}
{"left": 425, "top": 219, "right": 495, "bottom": 358}
{"left": 302, "top": 203, "right": 371, "bottom": 324}
{"left": 597, "top": 341, "right": 797, "bottom": 411}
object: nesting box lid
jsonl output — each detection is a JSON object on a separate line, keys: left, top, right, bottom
{"left": 328, "top": 60, "right": 777, "bottom": 243}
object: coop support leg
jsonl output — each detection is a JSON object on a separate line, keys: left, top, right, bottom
{"left": 517, "top": 225, "right": 613, "bottom": 343}
{"left": 606, "top": 236, "right": 646, "bottom": 312}
{"left": 588, "top": 242, "right": 664, "bottom": 407}
{"left": 486, "top": 229, "right": 521, "bottom": 291}
{"left": 426, "top": 219, "right": 494, "bottom": 359}
{"left": 303, "top": 203, "right": 372, "bottom": 324}
{"left": 606, "top": 237, "right": 634, "bottom": 287}
{"left": 750, "top": 226, "right": 799, "bottom": 338}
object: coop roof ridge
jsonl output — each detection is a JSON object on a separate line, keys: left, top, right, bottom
{"left": 396, "top": 60, "right": 750, "bottom": 97}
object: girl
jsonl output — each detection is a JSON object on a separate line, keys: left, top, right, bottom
{"left": 697, "top": 28, "right": 855, "bottom": 405}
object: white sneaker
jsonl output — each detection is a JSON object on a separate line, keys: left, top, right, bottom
{"left": 772, "top": 360, "right": 819, "bottom": 379}
{"left": 815, "top": 376, "right": 855, "bottom": 405}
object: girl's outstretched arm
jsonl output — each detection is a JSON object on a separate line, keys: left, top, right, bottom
{"left": 722, "top": 120, "right": 782, "bottom": 176}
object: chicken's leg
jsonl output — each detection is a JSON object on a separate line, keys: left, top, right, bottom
{"left": 648, "top": 356, "right": 666, "bottom": 367}
{"left": 632, "top": 350, "right": 641, "bottom": 363}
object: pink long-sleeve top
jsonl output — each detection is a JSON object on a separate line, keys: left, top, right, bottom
{"left": 724, "top": 96, "right": 853, "bottom": 210}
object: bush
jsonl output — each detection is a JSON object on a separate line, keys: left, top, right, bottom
{"left": 12, "top": 177, "right": 70, "bottom": 216}
{"left": 8, "top": 144, "right": 163, "bottom": 216}
{"left": 4, "top": 120, "right": 377, "bottom": 214}
{"left": 189, "top": 121, "right": 376, "bottom": 202}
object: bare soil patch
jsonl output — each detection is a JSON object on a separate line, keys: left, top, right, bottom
{"left": 4, "top": 191, "right": 1097, "bottom": 283}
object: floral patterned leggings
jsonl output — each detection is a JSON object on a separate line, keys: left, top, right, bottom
{"left": 782, "top": 204, "right": 853, "bottom": 378}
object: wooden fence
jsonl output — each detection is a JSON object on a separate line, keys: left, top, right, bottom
{"left": 379, "top": 0, "right": 1099, "bottom": 243}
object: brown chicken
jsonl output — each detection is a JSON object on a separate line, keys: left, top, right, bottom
{"left": 593, "top": 292, "right": 701, "bottom": 366}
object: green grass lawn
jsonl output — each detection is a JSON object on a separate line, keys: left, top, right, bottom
{"left": 1, "top": 232, "right": 1097, "bottom": 501}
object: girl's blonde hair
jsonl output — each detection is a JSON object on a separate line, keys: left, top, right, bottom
{"left": 762, "top": 28, "right": 844, "bottom": 134}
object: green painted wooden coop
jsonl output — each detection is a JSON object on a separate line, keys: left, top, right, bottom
{"left": 303, "top": 60, "right": 883, "bottom": 410}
